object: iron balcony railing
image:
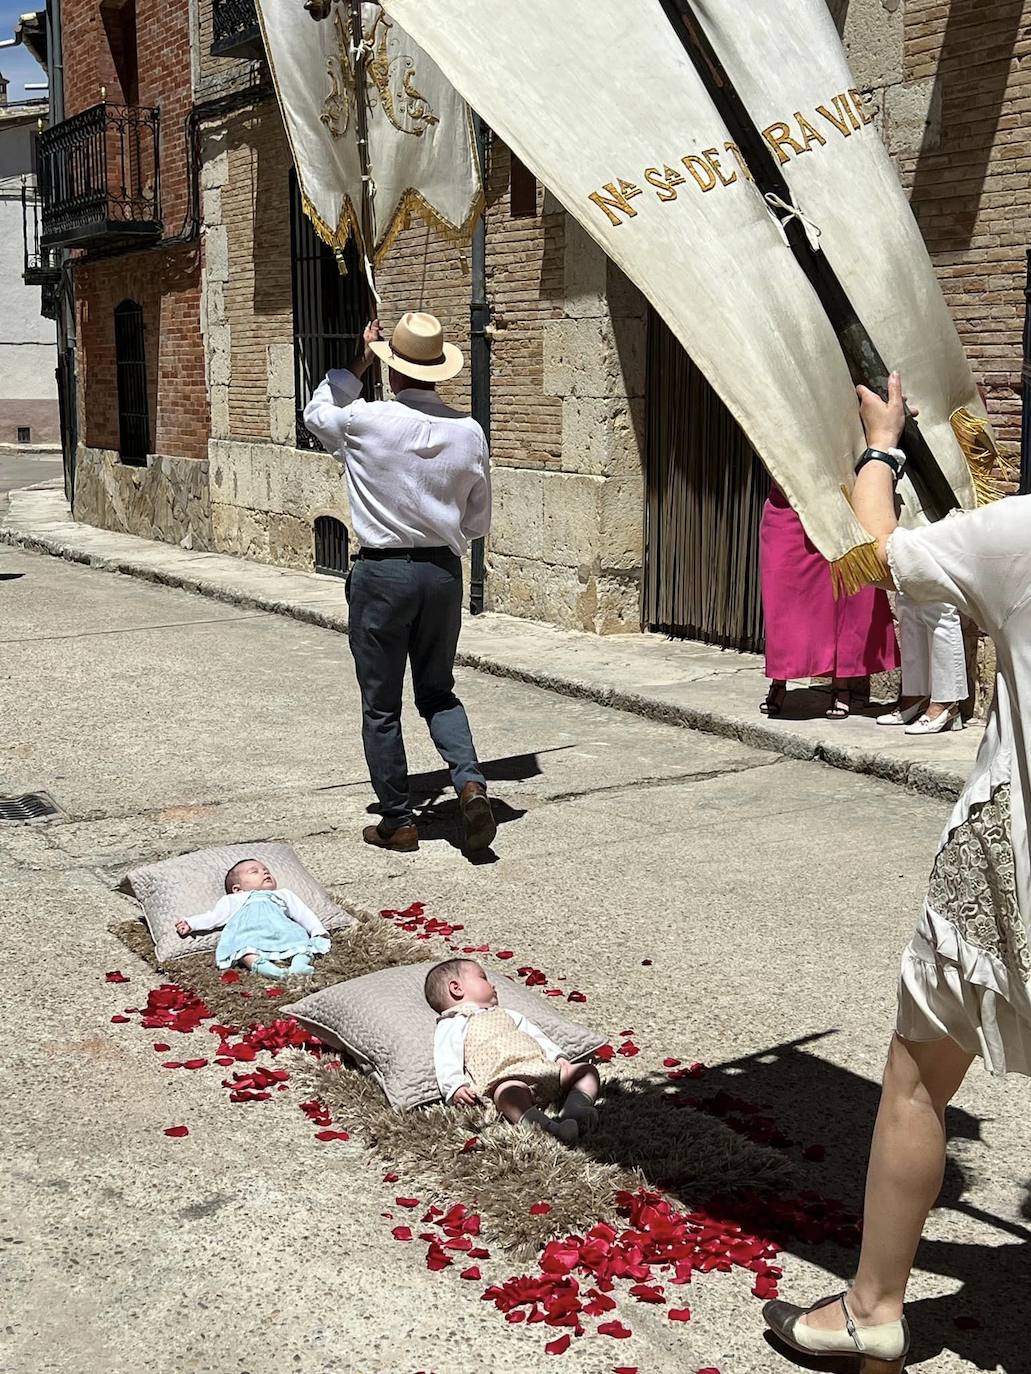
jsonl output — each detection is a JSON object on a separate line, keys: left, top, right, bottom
{"left": 21, "top": 182, "right": 60, "bottom": 286}
{"left": 37, "top": 102, "right": 161, "bottom": 249}
{"left": 211, "top": 0, "right": 264, "bottom": 59}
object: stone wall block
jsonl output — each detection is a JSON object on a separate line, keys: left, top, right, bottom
{"left": 594, "top": 571, "right": 643, "bottom": 635}
{"left": 598, "top": 472, "right": 645, "bottom": 572}
{"left": 205, "top": 224, "right": 229, "bottom": 283}
{"left": 835, "top": 0, "right": 903, "bottom": 89}
{"left": 210, "top": 385, "right": 230, "bottom": 441}
{"left": 605, "top": 259, "right": 648, "bottom": 321}
{"left": 266, "top": 343, "right": 295, "bottom": 401}
{"left": 562, "top": 216, "right": 609, "bottom": 319}
{"left": 543, "top": 317, "right": 646, "bottom": 400}
{"left": 885, "top": 77, "right": 941, "bottom": 158}
{"left": 542, "top": 471, "right": 603, "bottom": 567}
{"left": 489, "top": 466, "right": 546, "bottom": 560}
{"left": 269, "top": 396, "right": 297, "bottom": 447}
{"left": 200, "top": 136, "right": 230, "bottom": 191}
{"left": 484, "top": 551, "right": 593, "bottom": 631}
{"left": 561, "top": 396, "right": 646, "bottom": 477}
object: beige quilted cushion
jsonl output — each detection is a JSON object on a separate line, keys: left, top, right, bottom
{"left": 123, "top": 843, "right": 353, "bottom": 966}
{"left": 289, "top": 962, "right": 605, "bottom": 1111}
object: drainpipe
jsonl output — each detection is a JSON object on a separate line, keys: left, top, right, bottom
{"left": 46, "top": 0, "right": 78, "bottom": 504}
{"left": 469, "top": 114, "right": 490, "bottom": 614}
{"left": 1021, "top": 249, "right": 1031, "bottom": 495}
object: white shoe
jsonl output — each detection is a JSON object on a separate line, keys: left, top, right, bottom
{"left": 905, "top": 708, "right": 963, "bottom": 735}
{"left": 876, "top": 702, "right": 925, "bottom": 726}
{"left": 764, "top": 1293, "right": 909, "bottom": 1372}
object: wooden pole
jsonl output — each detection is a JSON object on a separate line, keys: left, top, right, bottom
{"left": 657, "top": 0, "right": 960, "bottom": 524}
{"left": 348, "top": 0, "right": 382, "bottom": 397}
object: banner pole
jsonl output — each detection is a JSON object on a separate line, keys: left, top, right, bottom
{"left": 658, "top": 0, "right": 959, "bottom": 523}
{"left": 348, "top": 0, "right": 383, "bottom": 398}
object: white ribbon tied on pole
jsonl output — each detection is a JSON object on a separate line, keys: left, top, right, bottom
{"left": 381, "top": 0, "right": 998, "bottom": 586}
{"left": 255, "top": 0, "right": 483, "bottom": 263}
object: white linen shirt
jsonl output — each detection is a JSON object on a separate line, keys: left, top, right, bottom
{"left": 183, "top": 889, "right": 329, "bottom": 937}
{"left": 302, "top": 368, "right": 491, "bottom": 556}
{"left": 433, "top": 1004, "right": 564, "bottom": 1102}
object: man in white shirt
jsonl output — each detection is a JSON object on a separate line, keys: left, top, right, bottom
{"left": 303, "top": 312, "right": 495, "bottom": 854}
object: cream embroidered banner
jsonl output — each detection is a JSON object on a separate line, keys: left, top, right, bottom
{"left": 381, "top": 0, "right": 994, "bottom": 583}
{"left": 255, "top": 0, "right": 482, "bottom": 261}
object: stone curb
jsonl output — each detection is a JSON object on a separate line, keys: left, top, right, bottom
{"left": 1, "top": 521, "right": 968, "bottom": 803}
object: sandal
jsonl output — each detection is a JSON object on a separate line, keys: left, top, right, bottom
{"left": 760, "top": 681, "right": 787, "bottom": 716}
{"left": 826, "top": 689, "right": 851, "bottom": 720}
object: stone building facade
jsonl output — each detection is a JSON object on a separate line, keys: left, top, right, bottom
{"left": 55, "top": 0, "right": 1030, "bottom": 643}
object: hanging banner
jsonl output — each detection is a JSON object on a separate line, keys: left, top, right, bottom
{"left": 255, "top": 0, "right": 483, "bottom": 261}
{"left": 381, "top": 0, "right": 996, "bottom": 585}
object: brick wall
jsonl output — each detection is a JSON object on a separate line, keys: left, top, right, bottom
{"left": 76, "top": 245, "right": 207, "bottom": 460}
{"left": 885, "top": 1, "right": 1031, "bottom": 459}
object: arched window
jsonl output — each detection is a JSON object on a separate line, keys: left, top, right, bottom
{"left": 114, "top": 299, "right": 149, "bottom": 465}
{"left": 313, "top": 516, "right": 349, "bottom": 578}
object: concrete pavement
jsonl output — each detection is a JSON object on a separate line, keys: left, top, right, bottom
{"left": 0, "top": 483, "right": 984, "bottom": 802}
{"left": 2, "top": 541, "right": 1027, "bottom": 1374}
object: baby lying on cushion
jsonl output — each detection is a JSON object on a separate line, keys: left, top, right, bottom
{"left": 175, "top": 858, "right": 330, "bottom": 979}
{"left": 426, "top": 958, "right": 600, "bottom": 1144}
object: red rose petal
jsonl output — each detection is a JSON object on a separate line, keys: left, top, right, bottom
{"left": 162, "top": 1061, "right": 183, "bottom": 1069}
{"left": 530, "top": 1202, "right": 552, "bottom": 1215}
{"left": 163, "top": 1125, "right": 189, "bottom": 1138}
{"left": 383, "top": 1172, "right": 400, "bottom": 1183}
{"left": 668, "top": 1307, "right": 692, "bottom": 1322}
{"left": 391, "top": 1226, "right": 413, "bottom": 1242}
{"left": 598, "top": 1321, "right": 632, "bottom": 1339}
{"left": 595, "top": 1044, "right": 616, "bottom": 1062}
{"left": 183, "top": 1058, "right": 209, "bottom": 1070}
{"left": 641, "top": 957, "right": 653, "bottom": 965}
{"left": 545, "top": 1335, "right": 571, "bottom": 1355}
{"left": 104, "top": 971, "right": 129, "bottom": 983}
{"left": 629, "top": 1283, "right": 666, "bottom": 1304}
{"left": 461, "top": 1137, "right": 479, "bottom": 1153}
{"left": 214, "top": 1056, "right": 234, "bottom": 1066}
{"left": 663, "top": 1057, "right": 682, "bottom": 1068}
{"left": 617, "top": 1041, "right": 640, "bottom": 1058}
{"left": 619, "top": 1029, "right": 634, "bottom": 1037}
{"left": 109, "top": 1014, "right": 130, "bottom": 1024}
{"left": 544, "top": 988, "right": 564, "bottom": 997}
{"left": 495, "top": 951, "right": 514, "bottom": 960}
{"left": 395, "top": 1197, "right": 420, "bottom": 1208}
{"left": 614, "top": 1368, "right": 639, "bottom": 1374}
{"left": 220, "top": 970, "right": 242, "bottom": 984}
{"left": 567, "top": 991, "right": 587, "bottom": 1003}
{"left": 153, "top": 1043, "right": 171, "bottom": 1052}
{"left": 460, "top": 1266, "right": 481, "bottom": 1281}
{"left": 264, "top": 987, "right": 283, "bottom": 999}
{"left": 314, "top": 1130, "right": 350, "bottom": 1142}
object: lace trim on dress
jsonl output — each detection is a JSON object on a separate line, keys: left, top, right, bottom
{"left": 926, "top": 783, "right": 1030, "bottom": 983}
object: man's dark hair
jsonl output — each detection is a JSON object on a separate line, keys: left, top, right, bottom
{"left": 424, "top": 958, "right": 471, "bottom": 1013}
{"left": 224, "top": 858, "right": 260, "bottom": 894}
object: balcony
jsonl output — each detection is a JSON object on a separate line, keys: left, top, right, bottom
{"left": 37, "top": 103, "right": 161, "bottom": 250}
{"left": 21, "top": 183, "right": 60, "bottom": 287}
{"left": 211, "top": 0, "right": 264, "bottom": 60}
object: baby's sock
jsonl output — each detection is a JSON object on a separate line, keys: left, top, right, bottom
{"left": 288, "top": 954, "right": 315, "bottom": 976}
{"left": 560, "top": 1089, "right": 599, "bottom": 1134}
{"left": 521, "top": 1106, "right": 578, "bottom": 1146}
{"left": 252, "top": 958, "right": 288, "bottom": 980}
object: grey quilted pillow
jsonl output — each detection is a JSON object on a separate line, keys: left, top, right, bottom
{"left": 289, "top": 962, "right": 605, "bottom": 1111}
{"left": 123, "top": 842, "right": 354, "bottom": 966}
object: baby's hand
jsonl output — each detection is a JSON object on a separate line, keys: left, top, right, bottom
{"left": 451, "top": 1085, "right": 479, "bottom": 1107}
{"left": 174, "top": 920, "right": 191, "bottom": 938}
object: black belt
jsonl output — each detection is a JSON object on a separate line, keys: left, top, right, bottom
{"left": 357, "top": 546, "right": 454, "bottom": 561}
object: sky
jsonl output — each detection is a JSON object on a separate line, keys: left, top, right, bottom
{"left": 0, "top": 2, "right": 48, "bottom": 103}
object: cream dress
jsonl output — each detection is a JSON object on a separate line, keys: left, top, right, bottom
{"left": 888, "top": 496, "right": 1031, "bottom": 1073}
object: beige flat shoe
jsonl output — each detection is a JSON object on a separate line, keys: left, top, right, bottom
{"left": 763, "top": 1292, "right": 909, "bottom": 1372}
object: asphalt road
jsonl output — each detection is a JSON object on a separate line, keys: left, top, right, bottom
{"left": 1, "top": 541, "right": 1026, "bottom": 1374}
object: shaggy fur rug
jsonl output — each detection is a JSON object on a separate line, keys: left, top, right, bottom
{"left": 112, "top": 903, "right": 794, "bottom": 1256}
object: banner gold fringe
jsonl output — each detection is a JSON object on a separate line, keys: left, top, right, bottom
{"left": 950, "top": 406, "right": 1013, "bottom": 507}
{"left": 829, "top": 539, "right": 889, "bottom": 599}
{"left": 299, "top": 187, "right": 483, "bottom": 269}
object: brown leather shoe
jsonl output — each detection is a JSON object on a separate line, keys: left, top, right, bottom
{"left": 362, "top": 822, "right": 419, "bottom": 852}
{"left": 459, "top": 782, "right": 496, "bottom": 852}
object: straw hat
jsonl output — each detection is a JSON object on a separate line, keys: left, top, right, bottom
{"left": 369, "top": 312, "right": 464, "bottom": 383}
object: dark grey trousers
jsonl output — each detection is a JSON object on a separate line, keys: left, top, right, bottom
{"left": 346, "top": 552, "right": 485, "bottom": 830}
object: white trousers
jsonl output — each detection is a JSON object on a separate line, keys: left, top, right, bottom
{"left": 896, "top": 594, "right": 968, "bottom": 703}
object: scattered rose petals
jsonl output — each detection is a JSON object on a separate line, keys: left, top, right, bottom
{"left": 264, "top": 987, "right": 283, "bottom": 999}
{"left": 629, "top": 1283, "right": 665, "bottom": 1304}
{"left": 314, "top": 1129, "right": 350, "bottom": 1142}
{"left": 545, "top": 1335, "right": 571, "bottom": 1355}
{"left": 153, "top": 1043, "right": 171, "bottom": 1052}
{"left": 383, "top": 1172, "right": 400, "bottom": 1183}
{"left": 496, "top": 951, "right": 514, "bottom": 960}
{"left": 530, "top": 1202, "right": 552, "bottom": 1216}
{"left": 460, "top": 1266, "right": 482, "bottom": 1281}
{"left": 595, "top": 1044, "right": 616, "bottom": 1062}
{"left": 663, "top": 1057, "right": 682, "bottom": 1068}
{"left": 426, "top": 1240, "right": 452, "bottom": 1271}
{"left": 395, "top": 1197, "right": 420, "bottom": 1209}
{"left": 567, "top": 991, "right": 587, "bottom": 1003}
{"left": 110, "top": 1015, "right": 130, "bottom": 1024}
{"left": 163, "top": 1125, "right": 189, "bottom": 1138}
{"left": 598, "top": 1321, "right": 632, "bottom": 1339}
{"left": 668, "top": 1307, "right": 692, "bottom": 1322}
{"left": 461, "top": 1137, "right": 479, "bottom": 1153}
{"left": 614, "top": 1368, "right": 639, "bottom": 1374}
{"left": 220, "top": 970, "right": 241, "bottom": 984}
{"left": 617, "top": 1041, "right": 640, "bottom": 1058}
{"left": 183, "top": 1058, "right": 208, "bottom": 1070}
{"left": 544, "top": 988, "right": 564, "bottom": 997}
{"left": 391, "top": 1226, "right": 413, "bottom": 1242}
{"left": 104, "top": 971, "right": 129, "bottom": 983}
{"left": 162, "top": 1061, "right": 183, "bottom": 1069}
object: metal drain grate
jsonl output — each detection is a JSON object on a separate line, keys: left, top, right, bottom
{"left": 0, "top": 792, "right": 62, "bottom": 824}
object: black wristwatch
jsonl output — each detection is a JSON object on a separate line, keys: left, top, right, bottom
{"left": 855, "top": 446, "right": 907, "bottom": 479}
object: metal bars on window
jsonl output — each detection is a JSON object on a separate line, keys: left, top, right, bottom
{"left": 114, "top": 299, "right": 149, "bottom": 465}
{"left": 289, "top": 170, "right": 369, "bottom": 451}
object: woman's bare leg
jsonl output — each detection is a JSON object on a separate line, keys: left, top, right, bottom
{"left": 804, "top": 1033, "right": 974, "bottom": 1333}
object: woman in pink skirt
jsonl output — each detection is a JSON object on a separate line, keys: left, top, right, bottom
{"left": 760, "top": 484, "right": 900, "bottom": 718}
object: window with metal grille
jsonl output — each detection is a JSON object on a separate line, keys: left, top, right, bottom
{"left": 17, "top": 427, "right": 30, "bottom": 444}
{"left": 114, "top": 299, "right": 149, "bottom": 465}
{"left": 314, "top": 515, "right": 348, "bottom": 578}
{"left": 289, "top": 169, "right": 370, "bottom": 450}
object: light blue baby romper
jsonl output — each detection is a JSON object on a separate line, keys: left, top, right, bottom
{"left": 215, "top": 891, "right": 331, "bottom": 970}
